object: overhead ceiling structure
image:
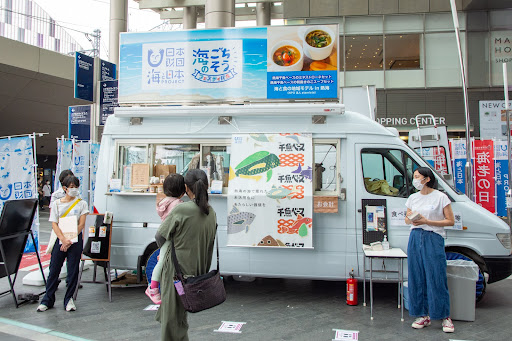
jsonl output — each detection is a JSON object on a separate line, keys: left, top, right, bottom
{"left": 134, "top": 0, "right": 283, "bottom": 24}
{"left": 0, "top": 36, "right": 89, "bottom": 156}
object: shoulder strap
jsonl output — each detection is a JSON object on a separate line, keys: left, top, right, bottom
{"left": 171, "top": 224, "right": 219, "bottom": 281}
{"left": 60, "top": 198, "right": 81, "bottom": 218}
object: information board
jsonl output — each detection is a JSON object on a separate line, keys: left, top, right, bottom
{"left": 99, "top": 80, "right": 118, "bottom": 125}
{"left": 68, "top": 105, "right": 91, "bottom": 140}
{"left": 100, "top": 59, "right": 116, "bottom": 81}
{"left": 83, "top": 214, "right": 112, "bottom": 261}
{"left": 74, "top": 52, "right": 94, "bottom": 102}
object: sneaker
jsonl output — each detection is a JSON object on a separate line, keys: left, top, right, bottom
{"left": 65, "top": 298, "right": 76, "bottom": 312}
{"left": 412, "top": 316, "right": 431, "bottom": 329}
{"left": 442, "top": 317, "right": 454, "bottom": 333}
{"left": 145, "top": 286, "right": 161, "bottom": 305}
{"left": 36, "top": 304, "right": 48, "bottom": 312}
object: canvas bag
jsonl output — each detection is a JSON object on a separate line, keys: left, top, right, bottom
{"left": 45, "top": 198, "right": 81, "bottom": 255}
{"left": 170, "top": 227, "right": 226, "bottom": 313}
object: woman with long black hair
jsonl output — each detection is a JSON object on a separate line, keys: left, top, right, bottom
{"left": 405, "top": 167, "right": 455, "bottom": 333}
{"left": 155, "top": 169, "right": 217, "bottom": 340}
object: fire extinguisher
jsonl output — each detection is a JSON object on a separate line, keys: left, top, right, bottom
{"left": 346, "top": 268, "right": 358, "bottom": 306}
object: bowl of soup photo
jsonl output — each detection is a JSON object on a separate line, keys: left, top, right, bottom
{"left": 301, "top": 26, "right": 335, "bottom": 61}
{"left": 269, "top": 40, "right": 304, "bottom": 72}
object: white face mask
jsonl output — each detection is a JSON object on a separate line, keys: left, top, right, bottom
{"left": 412, "top": 178, "right": 425, "bottom": 191}
{"left": 67, "top": 188, "right": 80, "bottom": 197}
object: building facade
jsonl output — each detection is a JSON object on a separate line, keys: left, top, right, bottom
{"left": 0, "top": 0, "right": 83, "bottom": 55}
{"left": 283, "top": 0, "right": 512, "bottom": 137}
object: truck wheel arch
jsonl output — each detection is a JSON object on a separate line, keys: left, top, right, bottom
{"left": 138, "top": 242, "right": 159, "bottom": 283}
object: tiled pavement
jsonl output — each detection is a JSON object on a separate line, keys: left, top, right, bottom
{"left": 1, "top": 211, "right": 511, "bottom": 340}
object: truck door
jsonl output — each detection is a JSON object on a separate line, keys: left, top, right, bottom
{"left": 354, "top": 144, "right": 423, "bottom": 272}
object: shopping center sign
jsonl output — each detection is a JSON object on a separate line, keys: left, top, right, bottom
{"left": 118, "top": 25, "right": 339, "bottom": 104}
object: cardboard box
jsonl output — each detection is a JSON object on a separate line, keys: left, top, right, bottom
{"left": 154, "top": 164, "right": 177, "bottom": 178}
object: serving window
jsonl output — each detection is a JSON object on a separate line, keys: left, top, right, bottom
{"left": 313, "top": 140, "right": 340, "bottom": 195}
{"left": 115, "top": 141, "right": 230, "bottom": 193}
{"left": 114, "top": 139, "right": 339, "bottom": 195}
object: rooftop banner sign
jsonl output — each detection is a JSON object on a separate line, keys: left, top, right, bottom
{"left": 118, "top": 25, "right": 339, "bottom": 104}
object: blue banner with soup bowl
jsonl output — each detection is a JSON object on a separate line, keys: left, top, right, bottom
{"left": 118, "top": 25, "right": 338, "bottom": 104}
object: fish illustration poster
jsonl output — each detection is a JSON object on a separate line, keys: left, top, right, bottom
{"left": 227, "top": 133, "right": 313, "bottom": 248}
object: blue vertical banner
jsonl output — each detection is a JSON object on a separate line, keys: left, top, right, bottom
{"left": 68, "top": 105, "right": 91, "bottom": 140}
{"left": 54, "top": 139, "right": 74, "bottom": 193}
{"left": 89, "top": 143, "right": 100, "bottom": 209}
{"left": 494, "top": 140, "right": 509, "bottom": 217}
{"left": 450, "top": 139, "right": 466, "bottom": 194}
{"left": 100, "top": 59, "right": 116, "bottom": 81}
{"left": 99, "top": 80, "right": 119, "bottom": 125}
{"left": 71, "top": 142, "right": 90, "bottom": 206}
{"left": 0, "top": 136, "right": 39, "bottom": 252}
{"left": 74, "top": 52, "right": 95, "bottom": 102}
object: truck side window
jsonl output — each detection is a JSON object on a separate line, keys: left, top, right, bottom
{"left": 118, "top": 145, "right": 148, "bottom": 191}
{"left": 154, "top": 144, "right": 200, "bottom": 175}
{"left": 314, "top": 142, "right": 337, "bottom": 192}
{"left": 201, "top": 146, "right": 230, "bottom": 188}
{"left": 413, "top": 146, "right": 449, "bottom": 177}
{"left": 361, "top": 148, "right": 412, "bottom": 198}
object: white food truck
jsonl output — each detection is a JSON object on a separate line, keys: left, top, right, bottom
{"left": 94, "top": 103, "right": 512, "bottom": 301}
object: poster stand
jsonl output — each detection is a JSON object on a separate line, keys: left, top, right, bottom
{"left": 0, "top": 199, "right": 46, "bottom": 307}
{"left": 73, "top": 213, "right": 113, "bottom": 302}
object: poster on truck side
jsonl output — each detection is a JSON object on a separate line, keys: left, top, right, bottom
{"left": 227, "top": 134, "right": 313, "bottom": 248}
{"left": 118, "top": 25, "right": 338, "bottom": 104}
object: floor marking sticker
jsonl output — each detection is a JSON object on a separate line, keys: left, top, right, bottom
{"left": 214, "top": 321, "right": 246, "bottom": 334}
{"left": 143, "top": 304, "right": 160, "bottom": 311}
{"left": 332, "top": 329, "right": 359, "bottom": 341}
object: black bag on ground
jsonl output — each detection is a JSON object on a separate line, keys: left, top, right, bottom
{"left": 170, "top": 228, "right": 226, "bottom": 313}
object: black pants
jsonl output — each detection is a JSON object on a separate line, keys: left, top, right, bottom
{"left": 41, "top": 234, "right": 83, "bottom": 308}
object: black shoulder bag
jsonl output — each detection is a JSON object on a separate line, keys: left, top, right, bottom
{"left": 170, "top": 226, "right": 226, "bottom": 313}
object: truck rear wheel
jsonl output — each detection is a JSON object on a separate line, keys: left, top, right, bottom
{"left": 445, "top": 251, "right": 486, "bottom": 302}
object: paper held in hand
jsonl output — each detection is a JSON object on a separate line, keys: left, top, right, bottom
{"left": 58, "top": 216, "right": 79, "bottom": 244}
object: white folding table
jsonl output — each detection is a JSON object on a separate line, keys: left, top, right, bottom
{"left": 362, "top": 247, "right": 407, "bottom": 321}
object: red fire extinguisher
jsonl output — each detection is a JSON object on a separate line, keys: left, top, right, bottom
{"left": 346, "top": 268, "right": 358, "bottom": 306}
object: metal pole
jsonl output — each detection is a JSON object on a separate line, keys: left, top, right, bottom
{"left": 205, "top": 0, "right": 235, "bottom": 28}
{"left": 256, "top": 2, "right": 271, "bottom": 26}
{"left": 183, "top": 6, "right": 197, "bottom": 29}
{"left": 109, "top": 0, "right": 128, "bottom": 66}
{"left": 450, "top": 0, "right": 472, "bottom": 199}
{"left": 504, "top": 63, "right": 512, "bottom": 229}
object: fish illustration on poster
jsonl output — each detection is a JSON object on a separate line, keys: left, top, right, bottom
{"left": 227, "top": 133, "right": 313, "bottom": 248}
{"left": 0, "top": 136, "right": 39, "bottom": 252}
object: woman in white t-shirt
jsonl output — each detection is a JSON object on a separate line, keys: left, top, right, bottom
{"left": 37, "top": 175, "right": 89, "bottom": 313}
{"left": 405, "top": 167, "right": 455, "bottom": 333}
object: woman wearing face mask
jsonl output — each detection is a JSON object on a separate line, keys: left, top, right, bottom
{"left": 405, "top": 167, "right": 455, "bottom": 333}
{"left": 37, "top": 175, "right": 89, "bottom": 312}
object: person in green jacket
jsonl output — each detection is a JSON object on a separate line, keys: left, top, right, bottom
{"left": 155, "top": 169, "right": 217, "bottom": 341}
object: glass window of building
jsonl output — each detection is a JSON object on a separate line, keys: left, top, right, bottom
{"left": 345, "top": 35, "right": 383, "bottom": 71}
{"left": 17, "top": 27, "right": 24, "bottom": 42}
{"left": 384, "top": 34, "right": 421, "bottom": 70}
{"left": 4, "top": 0, "right": 13, "bottom": 24}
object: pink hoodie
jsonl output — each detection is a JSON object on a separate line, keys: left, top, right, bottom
{"left": 156, "top": 196, "right": 183, "bottom": 221}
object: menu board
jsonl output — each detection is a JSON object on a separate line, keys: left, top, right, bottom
{"left": 131, "top": 163, "right": 149, "bottom": 187}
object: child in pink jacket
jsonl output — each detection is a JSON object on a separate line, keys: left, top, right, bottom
{"left": 145, "top": 173, "right": 185, "bottom": 304}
